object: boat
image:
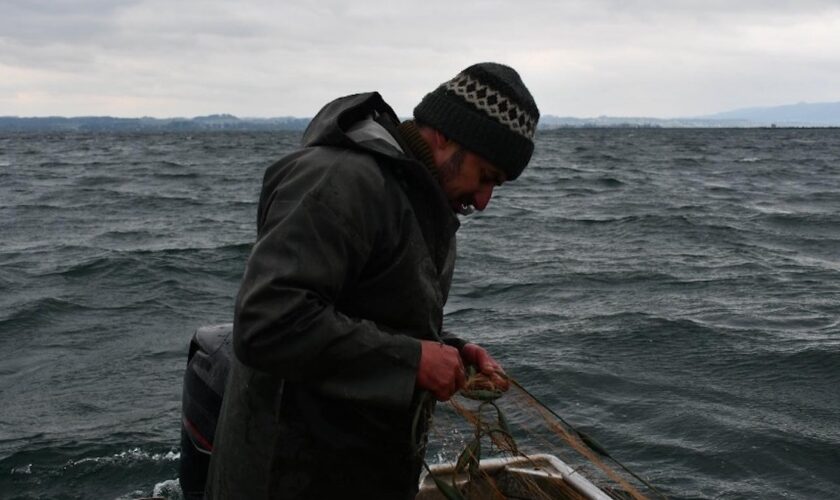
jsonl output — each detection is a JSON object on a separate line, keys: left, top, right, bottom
{"left": 179, "top": 325, "right": 634, "bottom": 499}
{"left": 418, "top": 453, "right": 614, "bottom": 499}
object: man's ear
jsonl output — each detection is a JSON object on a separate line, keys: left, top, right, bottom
{"left": 417, "top": 125, "right": 457, "bottom": 166}
{"left": 430, "top": 129, "right": 451, "bottom": 151}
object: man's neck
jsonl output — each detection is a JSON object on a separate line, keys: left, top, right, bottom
{"left": 396, "top": 120, "right": 438, "bottom": 180}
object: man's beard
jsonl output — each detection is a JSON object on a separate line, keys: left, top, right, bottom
{"left": 438, "top": 148, "right": 473, "bottom": 215}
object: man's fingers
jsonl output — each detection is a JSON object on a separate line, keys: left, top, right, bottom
{"left": 418, "top": 340, "right": 511, "bottom": 399}
{"left": 434, "top": 370, "right": 463, "bottom": 401}
{"left": 477, "top": 358, "right": 510, "bottom": 391}
{"left": 456, "top": 360, "right": 467, "bottom": 389}
{"left": 417, "top": 340, "right": 471, "bottom": 401}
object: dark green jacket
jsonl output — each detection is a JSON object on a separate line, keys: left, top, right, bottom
{"left": 206, "top": 93, "right": 461, "bottom": 498}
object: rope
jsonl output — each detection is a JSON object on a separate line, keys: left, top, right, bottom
{"left": 412, "top": 372, "right": 669, "bottom": 499}
{"left": 509, "top": 378, "right": 669, "bottom": 499}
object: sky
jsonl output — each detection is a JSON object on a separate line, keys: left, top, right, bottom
{"left": 2, "top": 0, "right": 839, "bottom": 119}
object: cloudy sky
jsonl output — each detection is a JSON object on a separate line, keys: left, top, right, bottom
{"left": 2, "top": 0, "right": 839, "bottom": 118}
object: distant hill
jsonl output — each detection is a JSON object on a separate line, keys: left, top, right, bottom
{"left": 2, "top": 101, "right": 839, "bottom": 131}
{"left": 0, "top": 114, "right": 757, "bottom": 131}
{"left": 0, "top": 114, "right": 310, "bottom": 132}
{"left": 539, "top": 101, "right": 840, "bottom": 128}
{"left": 698, "top": 101, "right": 840, "bottom": 126}
{"left": 537, "top": 115, "right": 754, "bottom": 128}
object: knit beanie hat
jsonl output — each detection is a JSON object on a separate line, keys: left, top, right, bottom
{"left": 413, "top": 62, "right": 539, "bottom": 180}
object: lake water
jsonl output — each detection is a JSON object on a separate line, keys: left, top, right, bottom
{"left": 1, "top": 128, "right": 839, "bottom": 499}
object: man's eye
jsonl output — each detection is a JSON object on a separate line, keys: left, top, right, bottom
{"left": 484, "top": 174, "right": 502, "bottom": 186}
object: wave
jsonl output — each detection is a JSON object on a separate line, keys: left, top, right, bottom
{"left": 758, "top": 212, "right": 840, "bottom": 229}
{"left": 745, "top": 345, "right": 840, "bottom": 380}
{"left": 2, "top": 444, "right": 182, "bottom": 499}
{"left": 37, "top": 161, "right": 74, "bottom": 168}
{"left": 91, "top": 228, "right": 157, "bottom": 240}
{"left": 10, "top": 463, "right": 33, "bottom": 475}
{"left": 560, "top": 214, "right": 735, "bottom": 233}
{"left": 153, "top": 160, "right": 187, "bottom": 168}
{"left": 16, "top": 244, "right": 249, "bottom": 285}
{"left": 73, "top": 174, "right": 124, "bottom": 187}
{"left": 128, "top": 241, "right": 253, "bottom": 256}
{"left": 578, "top": 152, "right": 623, "bottom": 163}
{"left": 65, "top": 447, "right": 180, "bottom": 468}
{"left": 563, "top": 270, "right": 679, "bottom": 287}
{"left": 557, "top": 175, "right": 626, "bottom": 191}
{"left": 671, "top": 157, "right": 705, "bottom": 167}
{"left": 152, "top": 171, "right": 201, "bottom": 179}
{"left": 0, "top": 297, "right": 90, "bottom": 328}
{"left": 39, "top": 252, "right": 138, "bottom": 279}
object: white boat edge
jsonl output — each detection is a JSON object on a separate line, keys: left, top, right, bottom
{"left": 418, "top": 453, "right": 613, "bottom": 500}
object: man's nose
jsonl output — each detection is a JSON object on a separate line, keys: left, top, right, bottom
{"left": 473, "top": 184, "right": 495, "bottom": 211}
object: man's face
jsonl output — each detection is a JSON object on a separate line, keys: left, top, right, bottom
{"left": 437, "top": 148, "right": 507, "bottom": 215}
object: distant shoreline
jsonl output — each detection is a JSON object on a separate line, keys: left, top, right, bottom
{"left": 2, "top": 114, "right": 839, "bottom": 132}
{"left": 4, "top": 100, "right": 838, "bottom": 131}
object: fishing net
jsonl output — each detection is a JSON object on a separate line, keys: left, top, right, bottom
{"left": 417, "top": 373, "right": 663, "bottom": 500}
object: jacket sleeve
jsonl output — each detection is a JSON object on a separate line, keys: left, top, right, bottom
{"left": 440, "top": 330, "right": 467, "bottom": 351}
{"left": 233, "top": 153, "right": 422, "bottom": 411}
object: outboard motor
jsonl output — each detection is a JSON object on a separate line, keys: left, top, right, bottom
{"left": 179, "top": 324, "right": 233, "bottom": 499}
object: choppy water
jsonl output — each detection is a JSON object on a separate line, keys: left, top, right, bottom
{"left": 1, "top": 128, "right": 839, "bottom": 499}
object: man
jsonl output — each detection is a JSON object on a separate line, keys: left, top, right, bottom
{"left": 206, "top": 62, "right": 539, "bottom": 499}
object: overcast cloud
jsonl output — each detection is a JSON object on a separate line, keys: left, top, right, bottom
{"left": 2, "top": 0, "right": 839, "bottom": 117}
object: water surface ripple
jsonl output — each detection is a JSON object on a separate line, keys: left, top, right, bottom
{"left": 1, "top": 129, "right": 838, "bottom": 499}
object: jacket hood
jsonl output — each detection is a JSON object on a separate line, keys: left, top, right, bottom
{"left": 302, "top": 92, "right": 404, "bottom": 158}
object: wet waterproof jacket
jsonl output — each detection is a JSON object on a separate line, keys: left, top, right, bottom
{"left": 205, "top": 93, "right": 462, "bottom": 499}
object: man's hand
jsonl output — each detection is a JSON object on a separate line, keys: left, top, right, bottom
{"left": 461, "top": 343, "right": 510, "bottom": 391}
{"left": 416, "top": 340, "right": 466, "bottom": 401}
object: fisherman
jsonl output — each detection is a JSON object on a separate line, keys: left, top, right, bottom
{"left": 205, "top": 62, "right": 539, "bottom": 499}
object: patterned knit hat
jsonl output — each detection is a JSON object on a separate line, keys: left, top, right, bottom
{"left": 414, "top": 62, "right": 539, "bottom": 180}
